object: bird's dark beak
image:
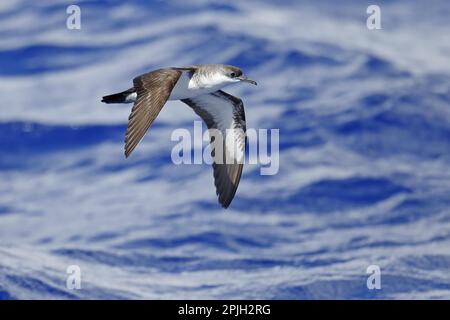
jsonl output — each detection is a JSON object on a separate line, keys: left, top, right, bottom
{"left": 237, "top": 75, "right": 257, "bottom": 85}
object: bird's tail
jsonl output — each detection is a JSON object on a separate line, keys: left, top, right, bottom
{"left": 101, "top": 88, "right": 136, "bottom": 104}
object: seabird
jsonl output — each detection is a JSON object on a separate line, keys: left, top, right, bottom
{"left": 102, "top": 64, "right": 257, "bottom": 208}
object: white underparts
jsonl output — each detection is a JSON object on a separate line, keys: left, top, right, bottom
{"left": 125, "top": 92, "right": 137, "bottom": 103}
{"left": 169, "top": 71, "right": 195, "bottom": 100}
{"left": 169, "top": 71, "right": 233, "bottom": 100}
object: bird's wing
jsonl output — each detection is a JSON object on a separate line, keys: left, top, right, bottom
{"left": 125, "top": 68, "right": 182, "bottom": 158}
{"left": 181, "top": 90, "right": 246, "bottom": 208}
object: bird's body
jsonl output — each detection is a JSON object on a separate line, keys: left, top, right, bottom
{"left": 171, "top": 66, "right": 231, "bottom": 99}
{"left": 102, "top": 64, "right": 257, "bottom": 208}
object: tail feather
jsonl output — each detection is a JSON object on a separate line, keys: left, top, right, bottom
{"left": 102, "top": 88, "right": 135, "bottom": 104}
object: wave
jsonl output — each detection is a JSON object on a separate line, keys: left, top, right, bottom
{"left": 1, "top": 0, "right": 450, "bottom": 299}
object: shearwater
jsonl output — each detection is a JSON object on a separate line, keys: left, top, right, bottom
{"left": 102, "top": 64, "right": 257, "bottom": 208}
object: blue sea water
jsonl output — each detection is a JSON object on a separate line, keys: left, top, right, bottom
{"left": 1, "top": 0, "right": 450, "bottom": 299}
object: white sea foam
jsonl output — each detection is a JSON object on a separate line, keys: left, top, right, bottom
{"left": 1, "top": 0, "right": 450, "bottom": 299}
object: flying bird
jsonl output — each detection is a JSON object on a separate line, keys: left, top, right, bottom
{"left": 102, "top": 64, "right": 257, "bottom": 208}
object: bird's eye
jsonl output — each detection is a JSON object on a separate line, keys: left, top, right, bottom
{"left": 230, "top": 72, "right": 236, "bottom": 78}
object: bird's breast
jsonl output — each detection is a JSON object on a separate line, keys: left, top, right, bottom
{"left": 168, "top": 71, "right": 222, "bottom": 100}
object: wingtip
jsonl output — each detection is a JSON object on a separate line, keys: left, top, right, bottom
{"left": 219, "top": 198, "right": 232, "bottom": 209}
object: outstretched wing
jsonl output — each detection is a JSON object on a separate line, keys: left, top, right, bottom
{"left": 182, "top": 90, "right": 246, "bottom": 208}
{"left": 125, "top": 68, "right": 182, "bottom": 158}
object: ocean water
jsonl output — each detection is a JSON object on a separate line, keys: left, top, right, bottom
{"left": 1, "top": 0, "right": 450, "bottom": 299}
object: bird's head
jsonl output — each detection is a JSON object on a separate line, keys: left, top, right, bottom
{"left": 195, "top": 64, "right": 257, "bottom": 90}
{"left": 220, "top": 65, "right": 257, "bottom": 86}
{"left": 199, "top": 64, "right": 257, "bottom": 88}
